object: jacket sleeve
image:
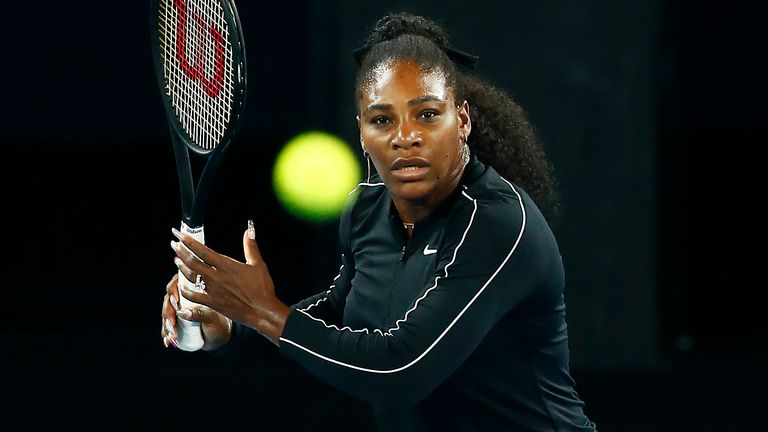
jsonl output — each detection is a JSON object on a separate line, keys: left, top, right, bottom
{"left": 278, "top": 189, "right": 554, "bottom": 408}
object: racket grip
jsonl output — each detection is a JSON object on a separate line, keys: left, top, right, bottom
{"left": 174, "top": 221, "right": 206, "bottom": 352}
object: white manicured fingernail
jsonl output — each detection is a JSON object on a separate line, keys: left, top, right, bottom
{"left": 170, "top": 295, "right": 179, "bottom": 311}
{"left": 172, "top": 227, "right": 182, "bottom": 239}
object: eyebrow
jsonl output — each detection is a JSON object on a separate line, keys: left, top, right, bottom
{"left": 363, "top": 95, "right": 446, "bottom": 116}
{"left": 408, "top": 95, "right": 445, "bottom": 106}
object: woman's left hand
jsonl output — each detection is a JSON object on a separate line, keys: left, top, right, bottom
{"left": 170, "top": 221, "right": 291, "bottom": 345}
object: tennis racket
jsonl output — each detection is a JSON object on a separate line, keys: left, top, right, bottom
{"left": 151, "top": 0, "right": 247, "bottom": 351}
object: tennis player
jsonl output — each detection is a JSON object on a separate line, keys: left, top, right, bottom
{"left": 162, "top": 12, "right": 596, "bottom": 431}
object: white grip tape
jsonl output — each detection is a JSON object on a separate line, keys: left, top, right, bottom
{"left": 175, "top": 221, "right": 206, "bottom": 352}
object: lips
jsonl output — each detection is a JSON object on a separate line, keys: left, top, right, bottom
{"left": 390, "top": 157, "right": 431, "bottom": 181}
{"left": 390, "top": 157, "right": 430, "bottom": 171}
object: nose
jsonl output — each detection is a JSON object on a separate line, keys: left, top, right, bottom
{"left": 391, "top": 119, "right": 422, "bottom": 150}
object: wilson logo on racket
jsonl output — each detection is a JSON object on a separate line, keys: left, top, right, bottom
{"left": 174, "top": 0, "right": 225, "bottom": 98}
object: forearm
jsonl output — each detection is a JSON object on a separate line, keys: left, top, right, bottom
{"left": 218, "top": 282, "right": 347, "bottom": 354}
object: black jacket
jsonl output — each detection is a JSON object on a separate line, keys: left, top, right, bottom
{"left": 223, "top": 156, "right": 595, "bottom": 431}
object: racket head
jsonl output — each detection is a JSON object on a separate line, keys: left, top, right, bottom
{"left": 151, "top": 0, "right": 247, "bottom": 156}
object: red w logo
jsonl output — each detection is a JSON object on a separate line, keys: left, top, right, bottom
{"left": 174, "top": 0, "right": 225, "bottom": 98}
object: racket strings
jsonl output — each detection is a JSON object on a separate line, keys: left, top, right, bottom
{"left": 158, "top": 0, "right": 236, "bottom": 151}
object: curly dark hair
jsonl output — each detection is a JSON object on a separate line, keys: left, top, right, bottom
{"left": 354, "top": 12, "right": 559, "bottom": 220}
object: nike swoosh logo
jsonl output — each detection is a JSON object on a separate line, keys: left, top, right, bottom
{"left": 423, "top": 245, "right": 438, "bottom": 255}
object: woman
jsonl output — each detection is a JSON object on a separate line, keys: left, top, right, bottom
{"left": 162, "top": 12, "right": 596, "bottom": 431}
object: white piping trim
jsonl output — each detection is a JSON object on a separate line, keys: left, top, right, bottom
{"left": 348, "top": 182, "right": 386, "bottom": 195}
{"left": 383, "top": 196, "right": 478, "bottom": 336}
{"left": 280, "top": 180, "right": 527, "bottom": 374}
{"left": 300, "top": 263, "right": 342, "bottom": 313}
{"left": 296, "top": 258, "right": 380, "bottom": 335}
{"left": 302, "top": 289, "right": 332, "bottom": 311}
{"left": 297, "top": 309, "right": 385, "bottom": 336}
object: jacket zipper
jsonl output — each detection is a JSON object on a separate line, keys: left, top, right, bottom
{"left": 386, "top": 245, "right": 407, "bottom": 319}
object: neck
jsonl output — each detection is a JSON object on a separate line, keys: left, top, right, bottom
{"left": 393, "top": 200, "right": 434, "bottom": 227}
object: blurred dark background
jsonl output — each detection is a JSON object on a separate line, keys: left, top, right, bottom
{"left": 2, "top": 1, "right": 765, "bottom": 430}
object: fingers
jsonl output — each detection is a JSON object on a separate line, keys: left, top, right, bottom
{"left": 243, "top": 219, "right": 263, "bottom": 266}
{"left": 163, "top": 289, "right": 180, "bottom": 319}
{"left": 162, "top": 274, "right": 182, "bottom": 349}
{"left": 178, "top": 284, "right": 209, "bottom": 308}
{"left": 161, "top": 294, "right": 169, "bottom": 346}
{"left": 172, "top": 227, "right": 225, "bottom": 269}
{"left": 161, "top": 293, "right": 179, "bottom": 348}
{"left": 171, "top": 240, "right": 214, "bottom": 283}
{"left": 175, "top": 305, "right": 211, "bottom": 324}
{"left": 165, "top": 273, "right": 179, "bottom": 295}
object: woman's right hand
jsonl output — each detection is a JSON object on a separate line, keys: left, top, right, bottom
{"left": 161, "top": 273, "right": 233, "bottom": 351}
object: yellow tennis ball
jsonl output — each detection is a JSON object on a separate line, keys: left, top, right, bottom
{"left": 273, "top": 131, "right": 362, "bottom": 222}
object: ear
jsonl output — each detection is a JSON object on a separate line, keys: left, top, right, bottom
{"left": 458, "top": 100, "right": 472, "bottom": 141}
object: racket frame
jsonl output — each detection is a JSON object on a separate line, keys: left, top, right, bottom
{"left": 150, "top": 0, "right": 248, "bottom": 227}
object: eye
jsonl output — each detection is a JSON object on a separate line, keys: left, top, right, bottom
{"left": 371, "top": 115, "right": 391, "bottom": 125}
{"left": 420, "top": 110, "right": 439, "bottom": 120}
